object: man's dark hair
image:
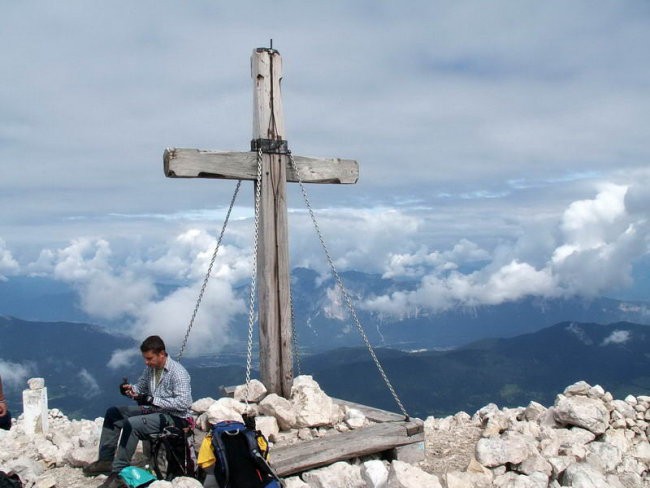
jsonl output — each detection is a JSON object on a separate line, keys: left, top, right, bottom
{"left": 140, "top": 335, "right": 166, "bottom": 354}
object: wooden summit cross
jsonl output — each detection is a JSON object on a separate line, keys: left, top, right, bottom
{"left": 163, "top": 47, "right": 359, "bottom": 398}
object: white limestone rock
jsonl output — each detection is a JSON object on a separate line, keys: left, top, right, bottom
{"left": 344, "top": 407, "right": 367, "bottom": 430}
{"left": 587, "top": 385, "right": 606, "bottom": 399}
{"left": 63, "top": 445, "right": 96, "bottom": 467}
{"left": 602, "top": 428, "right": 632, "bottom": 454}
{"left": 361, "top": 459, "right": 388, "bottom": 488}
{"left": 561, "top": 462, "right": 611, "bottom": 487}
{"left": 33, "top": 472, "right": 57, "bottom": 488}
{"left": 259, "top": 393, "right": 296, "bottom": 430}
{"left": 3, "top": 456, "right": 45, "bottom": 486}
{"left": 586, "top": 441, "right": 622, "bottom": 473}
{"left": 547, "top": 455, "right": 574, "bottom": 479}
{"left": 302, "top": 461, "right": 365, "bottom": 488}
{"left": 517, "top": 452, "right": 552, "bottom": 477}
{"left": 540, "top": 426, "right": 596, "bottom": 457}
{"left": 218, "top": 397, "right": 248, "bottom": 414}
{"left": 630, "top": 440, "right": 650, "bottom": 463}
{"left": 206, "top": 398, "right": 244, "bottom": 425}
{"left": 170, "top": 477, "right": 203, "bottom": 487}
{"left": 234, "top": 379, "right": 268, "bottom": 403}
{"left": 612, "top": 399, "right": 637, "bottom": 420}
{"left": 283, "top": 477, "right": 310, "bottom": 488}
{"left": 618, "top": 472, "right": 645, "bottom": 488}
{"left": 523, "top": 401, "right": 547, "bottom": 422}
{"left": 290, "top": 375, "right": 340, "bottom": 428}
{"left": 554, "top": 394, "right": 610, "bottom": 434}
{"left": 493, "top": 471, "right": 548, "bottom": 488}
{"left": 191, "top": 397, "right": 216, "bottom": 414}
{"left": 255, "top": 415, "right": 280, "bottom": 442}
{"left": 386, "top": 460, "right": 442, "bottom": 488}
{"left": 445, "top": 459, "right": 492, "bottom": 488}
{"left": 475, "top": 431, "right": 536, "bottom": 467}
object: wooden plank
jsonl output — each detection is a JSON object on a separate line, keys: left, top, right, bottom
{"left": 270, "top": 420, "right": 424, "bottom": 477}
{"left": 332, "top": 398, "right": 407, "bottom": 423}
{"left": 164, "top": 148, "right": 359, "bottom": 184}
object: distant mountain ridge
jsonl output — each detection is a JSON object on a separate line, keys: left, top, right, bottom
{"left": 303, "top": 321, "right": 650, "bottom": 419}
{"left": 1, "top": 269, "right": 649, "bottom": 353}
{"left": 1, "top": 316, "right": 648, "bottom": 421}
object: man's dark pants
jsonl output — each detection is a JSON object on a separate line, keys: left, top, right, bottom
{"left": 99, "top": 405, "right": 171, "bottom": 473}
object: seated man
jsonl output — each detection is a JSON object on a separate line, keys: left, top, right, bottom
{"left": 0, "top": 374, "right": 11, "bottom": 431}
{"left": 84, "top": 335, "right": 193, "bottom": 488}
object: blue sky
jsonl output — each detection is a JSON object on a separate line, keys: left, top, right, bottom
{"left": 1, "top": 1, "right": 649, "bottom": 353}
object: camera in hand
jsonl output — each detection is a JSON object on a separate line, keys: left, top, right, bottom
{"left": 119, "top": 377, "right": 130, "bottom": 396}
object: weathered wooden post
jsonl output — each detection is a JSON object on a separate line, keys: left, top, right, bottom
{"left": 251, "top": 48, "right": 293, "bottom": 396}
{"left": 163, "top": 47, "right": 359, "bottom": 398}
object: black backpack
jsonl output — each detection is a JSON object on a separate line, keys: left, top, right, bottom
{"left": 0, "top": 471, "right": 22, "bottom": 488}
{"left": 150, "top": 415, "right": 197, "bottom": 481}
{"left": 210, "top": 420, "right": 282, "bottom": 488}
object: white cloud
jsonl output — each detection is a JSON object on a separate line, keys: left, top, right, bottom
{"left": 129, "top": 278, "right": 245, "bottom": 357}
{"left": 29, "top": 237, "right": 157, "bottom": 321}
{"left": 0, "top": 2, "right": 648, "bottom": 321}
{"left": 602, "top": 330, "right": 631, "bottom": 346}
{"left": 289, "top": 207, "right": 422, "bottom": 276}
{"left": 108, "top": 349, "right": 140, "bottom": 370}
{"left": 0, "top": 359, "right": 34, "bottom": 391}
{"left": 78, "top": 369, "right": 101, "bottom": 399}
{"left": 0, "top": 238, "right": 19, "bottom": 280}
{"left": 25, "top": 232, "right": 249, "bottom": 357}
{"left": 363, "top": 184, "right": 649, "bottom": 317}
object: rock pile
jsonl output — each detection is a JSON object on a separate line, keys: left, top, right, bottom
{"left": 424, "top": 381, "right": 650, "bottom": 487}
{"left": 0, "top": 377, "right": 648, "bottom": 487}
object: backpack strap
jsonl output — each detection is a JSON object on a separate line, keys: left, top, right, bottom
{"left": 242, "top": 429, "right": 282, "bottom": 483}
{"left": 210, "top": 423, "right": 235, "bottom": 487}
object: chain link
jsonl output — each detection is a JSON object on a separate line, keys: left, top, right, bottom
{"left": 177, "top": 180, "right": 243, "bottom": 362}
{"left": 243, "top": 148, "right": 264, "bottom": 406}
{"left": 288, "top": 154, "right": 410, "bottom": 420}
{"left": 290, "top": 293, "right": 301, "bottom": 375}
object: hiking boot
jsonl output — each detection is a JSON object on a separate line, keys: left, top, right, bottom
{"left": 82, "top": 459, "right": 113, "bottom": 476}
{"left": 98, "top": 472, "right": 126, "bottom": 488}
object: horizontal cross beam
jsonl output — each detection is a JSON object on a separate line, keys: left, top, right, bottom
{"left": 164, "top": 148, "right": 359, "bottom": 184}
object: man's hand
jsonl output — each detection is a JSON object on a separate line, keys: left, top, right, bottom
{"left": 134, "top": 394, "right": 154, "bottom": 406}
{"left": 119, "top": 378, "right": 132, "bottom": 397}
{"left": 0, "top": 400, "right": 7, "bottom": 417}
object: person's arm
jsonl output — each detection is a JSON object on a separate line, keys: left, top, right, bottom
{"left": 132, "top": 368, "right": 151, "bottom": 396}
{"left": 151, "top": 365, "right": 192, "bottom": 414}
{"left": 0, "top": 375, "right": 7, "bottom": 417}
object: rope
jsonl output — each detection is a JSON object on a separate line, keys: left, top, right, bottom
{"left": 177, "top": 181, "right": 242, "bottom": 361}
{"left": 242, "top": 148, "right": 264, "bottom": 406}
{"left": 288, "top": 153, "right": 410, "bottom": 420}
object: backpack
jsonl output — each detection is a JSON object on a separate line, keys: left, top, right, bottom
{"left": 210, "top": 420, "right": 283, "bottom": 488}
{"left": 150, "top": 416, "right": 197, "bottom": 481}
{"left": 0, "top": 471, "right": 22, "bottom": 488}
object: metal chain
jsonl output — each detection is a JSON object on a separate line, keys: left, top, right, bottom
{"left": 288, "top": 153, "right": 410, "bottom": 420}
{"left": 177, "top": 180, "right": 243, "bottom": 361}
{"left": 290, "top": 293, "right": 301, "bottom": 375}
{"left": 243, "top": 148, "right": 264, "bottom": 405}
